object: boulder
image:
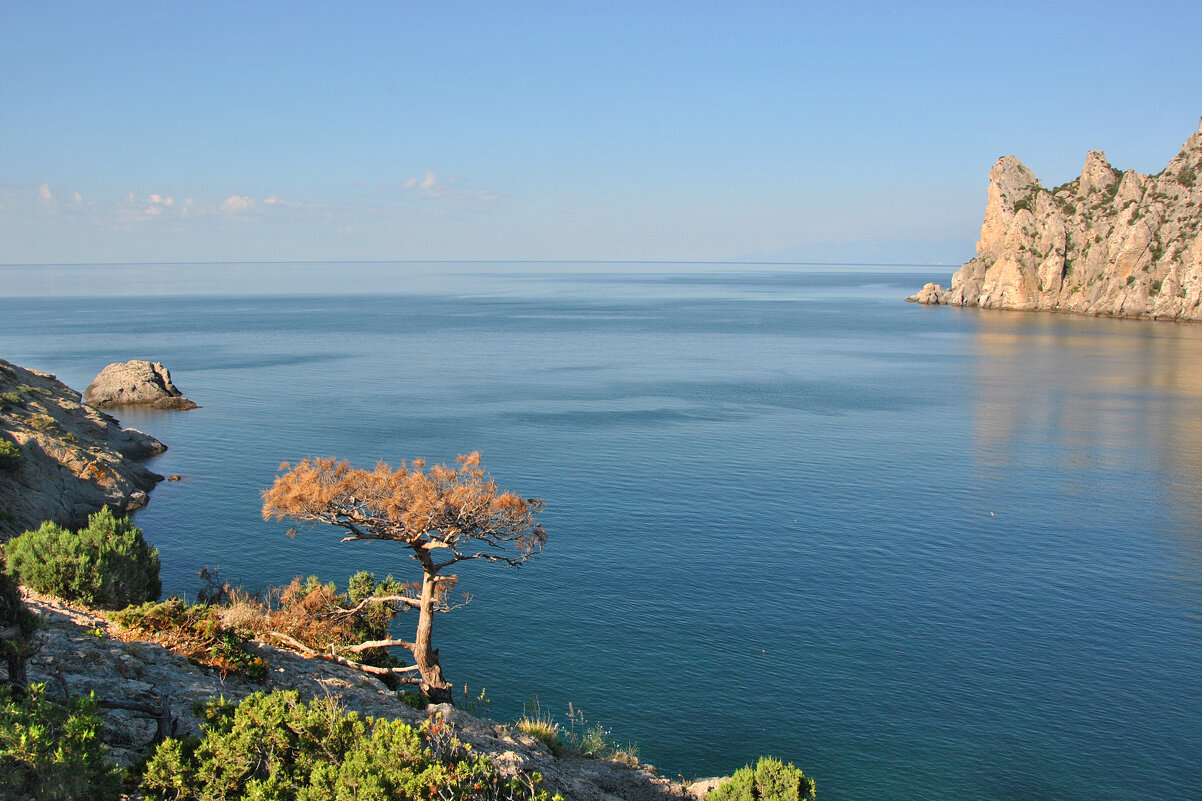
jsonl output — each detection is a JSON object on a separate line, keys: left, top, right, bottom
{"left": 84, "top": 360, "right": 197, "bottom": 410}
{"left": 906, "top": 282, "right": 946, "bottom": 304}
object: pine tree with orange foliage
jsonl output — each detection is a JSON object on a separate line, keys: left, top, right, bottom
{"left": 262, "top": 452, "right": 545, "bottom": 704}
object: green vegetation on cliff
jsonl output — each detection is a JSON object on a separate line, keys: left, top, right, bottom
{"left": 5, "top": 508, "right": 161, "bottom": 610}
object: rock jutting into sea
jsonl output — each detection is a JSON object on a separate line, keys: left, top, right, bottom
{"left": 0, "top": 358, "right": 166, "bottom": 539}
{"left": 84, "top": 359, "right": 198, "bottom": 410}
{"left": 909, "top": 117, "right": 1202, "bottom": 320}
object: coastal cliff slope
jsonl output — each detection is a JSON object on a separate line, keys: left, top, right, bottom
{"left": 0, "top": 358, "right": 166, "bottom": 539}
{"left": 11, "top": 590, "right": 694, "bottom": 801}
{"left": 910, "top": 118, "right": 1202, "bottom": 319}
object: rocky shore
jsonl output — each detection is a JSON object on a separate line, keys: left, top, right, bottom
{"left": 0, "top": 358, "right": 166, "bottom": 540}
{"left": 13, "top": 589, "right": 700, "bottom": 801}
{"left": 910, "top": 117, "right": 1202, "bottom": 319}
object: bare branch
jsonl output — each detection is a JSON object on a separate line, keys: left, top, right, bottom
{"left": 330, "top": 595, "right": 421, "bottom": 617}
{"left": 338, "top": 637, "right": 418, "bottom": 654}
{"left": 266, "top": 631, "right": 422, "bottom": 679}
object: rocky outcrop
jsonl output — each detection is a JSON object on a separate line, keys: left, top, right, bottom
{"left": 0, "top": 359, "right": 166, "bottom": 539}
{"left": 910, "top": 117, "right": 1202, "bottom": 320}
{"left": 84, "top": 360, "right": 198, "bottom": 410}
{"left": 10, "top": 590, "right": 693, "bottom": 801}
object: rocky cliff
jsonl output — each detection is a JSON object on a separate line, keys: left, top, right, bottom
{"left": 910, "top": 118, "right": 1202, "bottom": 319}
{"left": 0, "top": 358, "right": 166, "bottom": 539}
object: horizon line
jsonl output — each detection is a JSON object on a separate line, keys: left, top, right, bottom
{"left": 0, "top": 258, "right": 956, "bottom": 268}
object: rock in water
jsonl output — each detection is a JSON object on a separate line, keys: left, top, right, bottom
{"left": 85, "top": 360, "right": 198, "bottom": 410}
{"left": 0, "top": 358, "right": 166, "bottom": 539}
{"left": 911, "top": 117, "right": 1202, "bottom": 320}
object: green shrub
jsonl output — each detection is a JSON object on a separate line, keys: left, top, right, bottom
{"left": 211, "top": 571, "right": 410, "bottom": 678}
{"left": 398, "top": 689, "right": 430, "bottom": 709}
{"left": 0, "top": 391, "right": 23, "bottom": 411}
{"left": 140, "top": 691, "right": 557, "bottom": 801}
{"left": 29, "top": 414, "right": 57, "bottom": 432}
{"left": 0, "top": 683, "right": 122, "bottom": 801}
{"left": 5, "top": 507, "right": 161, "bottom": 609}
{"left": 710, "top": 756, "right": 816, "bottom": 801}
{"left": 0, "top": 439, "right": 20, "bottom": 471}
{"left": 1180, "top": 165, "right": 1196, "bottom": 188}
{"left": 1, "top": 563, "right": 39, "bottom": 688}
{"left": 516, "top": 705, "right": 563, "bottom": 754}
{"left": 111, "top": 599, "right": 267, "bottom": 679}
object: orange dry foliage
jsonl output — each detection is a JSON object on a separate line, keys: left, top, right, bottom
{"left": 260, "top": 452, "right": 545, "bottom": 703}
{"left": 261, "top": 452, "right": 546, "bottom": 567}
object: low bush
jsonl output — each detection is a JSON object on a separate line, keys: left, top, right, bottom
{"left": 213, "top": 572, "right": 410, "bottom": 676}
{"left": 1, "top": 562, "right": 39, "bottom": 687}
{"left": 398, "top": 689, "right": 430, "bottom": 709}
{"left": 140, "top": 690, "right": 558, "bottom": 801}
{"left": 5, "top": 507, "right": 161, "bottom": 609}
{"left": 110, "top": 598, "right": 267, "bottom": 679}
{"left": 516, "top": 706, "right": 562, "bottom": 753}
{"left": 0, "top": 438, "right": 21, "bottom": 471}
{"left": 515, "top": 701, "right": 638, "bottom": 765}
{"left": 0, "top": 683, "right": 122, "bottom": 801}
{"left": 0, "top": 390, "right": 24, "bottom": 410}
{"left": 710, "top": 756, "right": 816, "bottom": 801}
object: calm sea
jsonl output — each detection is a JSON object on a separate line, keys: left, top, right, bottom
{"left": 1, "top": 262, "right": 1199, "bottom": 801}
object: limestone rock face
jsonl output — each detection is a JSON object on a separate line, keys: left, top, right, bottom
{"left": 84, "top": 360, "right": 198, "bottom": 410}
{"left": 0, "top": 358, "right": 166, "bottom": 539}
{"left": 910, "top": 117, "right": 1202, "bottom": 320}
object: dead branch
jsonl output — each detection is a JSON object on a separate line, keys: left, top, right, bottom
{"left": 266, "top": 631, "right": 423, "bottom": 680}
{"left": 329, "top": 594, "right": 421, "bottom": 617}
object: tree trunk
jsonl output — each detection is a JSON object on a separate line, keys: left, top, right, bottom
{"left": 413, "top": 570, "right": 454, "bottom": 705}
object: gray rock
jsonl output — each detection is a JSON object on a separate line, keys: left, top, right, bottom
{"left": 8, "top": 590, "right": 700, "bottom": 800}
{"left": 84, "top": 360, "right": 198, "bottom": 410}
{"left": 0, "top": 358, "right": 166, "bottom": 539}
{"left": 913, "top": 117, "right": 1202, "bottom": 320}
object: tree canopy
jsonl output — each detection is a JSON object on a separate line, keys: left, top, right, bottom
{"left": 262, "top": 452, "right": 545, "bottom": 703}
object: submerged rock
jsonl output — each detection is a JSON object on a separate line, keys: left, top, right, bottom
{"left": 0, "top": 358, "right": 165, "bottom": 539}
{"left": 912, "top": 117, "right": 1202, "bottom": 320}
{"left": 84, "top": 360, "right": 198, "bottom": 410}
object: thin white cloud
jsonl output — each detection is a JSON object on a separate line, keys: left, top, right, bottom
{"left": 73, "top": 191, "right": 83, "bottom": 204}
{"left": 400, "top": 171, "right": 499, "bottom": 203}
{"left": 38, "top": 183, "right": 53, "bottom": 206}
{"left": 220, "top": 195, "right": 254, "bottom": 214}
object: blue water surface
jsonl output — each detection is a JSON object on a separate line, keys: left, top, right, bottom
{"left": 1, "top": 262, "right": 1199, "bottom": 801}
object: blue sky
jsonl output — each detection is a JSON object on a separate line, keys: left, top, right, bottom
{"left": 2, "top": 1, "right": 1199, "bottom": 265}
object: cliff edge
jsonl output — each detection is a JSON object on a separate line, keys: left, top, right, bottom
{"left": 910, "top": 117, "right": 1202, "bottom": 319}
{"left": 11, "top": 590, "right": 694, "bottom": 801}
{"left": 0, "top": 358, "right": 166, "bottom": 539}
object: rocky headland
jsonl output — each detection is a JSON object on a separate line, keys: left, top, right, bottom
{"left": 85, "top": 360, "right": 198, "bottom": 410}
{"left": 910, "top": 117, "right": 1202, "bottom": 319}
{"left": 0, "top": 358, "right": 166, "bottom": 539}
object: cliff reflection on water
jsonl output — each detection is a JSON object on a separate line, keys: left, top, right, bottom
{"left": 967, "top": 309, "right": 1202, "bottom": 605}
